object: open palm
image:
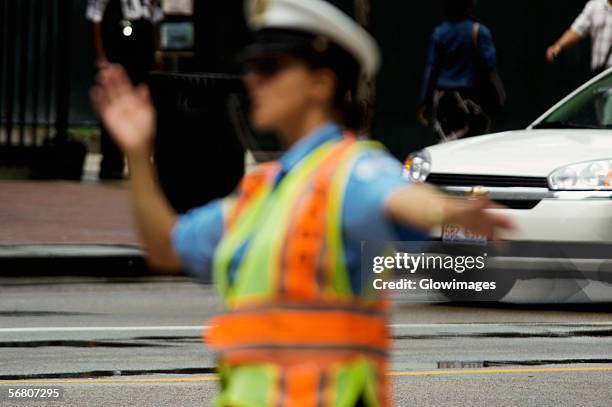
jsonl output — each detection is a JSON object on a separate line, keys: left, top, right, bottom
{"left": 447, "top": 198, "right": 514, "bottom": 239}
{"left": 90, "top": 65, "right": 156, "bottom": 155}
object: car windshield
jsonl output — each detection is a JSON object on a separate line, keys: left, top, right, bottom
{"left": 534, "top": 72, "right": 612, "bottom": 130}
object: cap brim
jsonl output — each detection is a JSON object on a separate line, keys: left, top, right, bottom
{"left": 237, "top": 42, "right": 301, "bottom": 64}
{"left": 236, "top": 29, "right": 316, "bottom": 64}
{"left": 245, "top": 0, "right": 381, "bottom": 77}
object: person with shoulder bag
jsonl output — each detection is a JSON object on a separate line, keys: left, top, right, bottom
{"left": 417, "top": 0, "right": 505, "bottom": 143}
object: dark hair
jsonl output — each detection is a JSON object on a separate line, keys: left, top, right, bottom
{"left": 332, "top": 87, "right": 367, "bottom": 132}
{"left": 301, "top": 44, "right": 366, "bottom": 131}
{"left": 443, "top": 0, "right": 475, "bottom": 21}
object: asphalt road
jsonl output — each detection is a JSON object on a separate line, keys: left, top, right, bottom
{"left": 1, "top": 277, "right": 611, "bottom": 406}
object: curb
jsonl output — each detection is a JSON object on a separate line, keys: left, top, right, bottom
{"left": 0, "top": 245, "right": 150, "bottom": 278}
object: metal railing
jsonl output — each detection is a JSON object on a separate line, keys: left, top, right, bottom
{"left": 0, "top": 0, "right": 72, "bottom": 166}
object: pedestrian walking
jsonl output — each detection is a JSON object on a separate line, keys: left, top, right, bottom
{"left": 418, "top": 0, "right": 505, "bottom": 142}
{"left": 87, "top": 0, "right": 163, "bottom": 179}
{"left": 546, "top": 0, "right": 612, "bottom": 76}
{"left": 546, "top": 0, "right": 612, "bottom": 126}
{"left": 90, "top": 0, "right": 514, "bottom": 405}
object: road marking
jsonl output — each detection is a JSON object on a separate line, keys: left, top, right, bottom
{"left": 388, "top": 366, "right": 612, "bottom": 377}
{"left": 389, "top": 323, "right": 612, "bottom": 328}
{"left": 1, "top": 366, "right": 612, "bottom": 385}
{"left": 2, "top": 322, "right": 612, "bottom": 334}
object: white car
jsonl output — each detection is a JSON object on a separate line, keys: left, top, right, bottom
{"left": 404, "top": 68, "right": 612, "bottom": 302}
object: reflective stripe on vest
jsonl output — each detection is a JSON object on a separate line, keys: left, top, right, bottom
{"left": 224, "top": 161, "right": 282, "bottom": 232}
{"left": 207, "top": 303, "right": 389, "bottom": 365}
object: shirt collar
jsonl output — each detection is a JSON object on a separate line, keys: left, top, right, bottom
{"left": 277, "top": 123, "right": 343, "bottom": 173}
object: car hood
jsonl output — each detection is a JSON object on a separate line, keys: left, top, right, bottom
{"left": 426, "top": 129, "right": 612, "bottom": 177}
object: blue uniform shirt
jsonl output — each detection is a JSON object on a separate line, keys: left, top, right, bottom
{"left": 172, "top": 123, "right": 425, "bottom": 292}
{"left": 421, "top": 19, "right": 497, "bottom": 102}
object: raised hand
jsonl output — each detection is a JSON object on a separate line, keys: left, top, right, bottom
{"left": 90, "top": 64, "right": 156, "bottom": 156}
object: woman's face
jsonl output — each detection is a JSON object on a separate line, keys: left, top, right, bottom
{"left": 243, "top": 54, "right": 331, "bottom": 134}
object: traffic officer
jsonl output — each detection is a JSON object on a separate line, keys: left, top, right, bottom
{"left": 90, "top": 0, "right": 514, "bottom": 405}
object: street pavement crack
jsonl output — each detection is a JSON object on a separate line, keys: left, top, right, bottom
{"left": 0, "top": 367, "right": 217, "bottom": 381}
{"left": 0, "top": 340, "right": 169, "bottom": 348}
{"left": 395, "top": 329, "right": 612, "bottom": 340}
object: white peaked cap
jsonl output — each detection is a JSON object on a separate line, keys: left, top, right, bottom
{"left": 245, "top": 0, "right": 381, "bottom": 78}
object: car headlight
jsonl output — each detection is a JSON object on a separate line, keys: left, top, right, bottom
{"left": 403, "top": 150, "right": 432, "bottom": 183}
{"left": 548, "top": 159, "right": 612, "bottom": 190}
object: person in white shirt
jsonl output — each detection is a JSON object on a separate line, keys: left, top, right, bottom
{"left": 547, "top": 0, "right": 612, "bottom": 127}
{"left": 546, "top": 0, "right": 612, "bottom": 75}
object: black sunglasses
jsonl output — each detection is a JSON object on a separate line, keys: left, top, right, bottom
{"left": 242, "top": 55, "right": 299, "bottom": 77}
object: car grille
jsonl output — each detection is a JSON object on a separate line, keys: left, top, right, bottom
{"left": 493, "top": 199, "right": 541, "bottom": 210}
{"left": 426, "top": 173, "right": 549, "bottom": 188}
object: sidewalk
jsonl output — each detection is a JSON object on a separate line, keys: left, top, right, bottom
{"left": 0, "top": 151, "right": 259, "bottom": 277}
{"left": 0, "top": 154, "right": 146, "bottom": 277}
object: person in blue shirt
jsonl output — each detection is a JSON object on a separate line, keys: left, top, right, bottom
{"left": 90, "top": 2, "right": 513, "bottom": 299}
{"left": 90, "top": 1, "right": 514, "bottom": 403}
{"left": 173, "top": 122, "right": 427, "bottom": 292}
{"left": 417, "top": 0, "right": 500, "bottom": 142}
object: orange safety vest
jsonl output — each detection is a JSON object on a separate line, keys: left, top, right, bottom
{"left": 207, "top": 136, "right": 391, "bottom": 407}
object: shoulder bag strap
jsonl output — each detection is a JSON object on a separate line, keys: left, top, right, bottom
{"left": 472, "top": 22, "right": 481, "bottom": 50}
{"left": 599, "top": 42, "right": 612, "bottom": 73}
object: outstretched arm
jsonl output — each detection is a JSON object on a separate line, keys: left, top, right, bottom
{"left": 91, "top": 64, "right": 181, "bottom": 271}
{"left": 385, "top": 183, "right": 515, "bottom": 238}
